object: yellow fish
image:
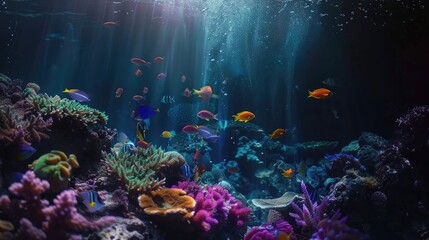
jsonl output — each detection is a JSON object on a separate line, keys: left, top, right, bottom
{"left": 161, "top": 130, "right": 176, "bottom": 139}
{"left": 281, "top": 168, "right": 294, "bottom": 178}
{"left": 63, "top": 88, "right": 80, "bottom": 93}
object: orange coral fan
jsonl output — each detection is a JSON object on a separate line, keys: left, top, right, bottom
{"left": 138, "top": 188, "right": 195, "bottom": 219}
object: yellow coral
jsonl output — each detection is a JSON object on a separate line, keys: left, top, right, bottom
{"left": 138, "top": 188, "right": 196, "bottom": 219}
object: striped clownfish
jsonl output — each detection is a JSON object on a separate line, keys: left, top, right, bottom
{"left": 78, "top": 190, "right": 104, "bottom": 213}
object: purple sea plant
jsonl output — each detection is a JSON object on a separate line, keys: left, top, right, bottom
{"left": 289, "top": 181, "right": 328, "bottom": 235}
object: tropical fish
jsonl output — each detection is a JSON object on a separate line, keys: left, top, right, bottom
{"left": 193, "top": 86, "right": 219, "bottom": 102}
{"left": 275, "top": 231, "right": 293, "bottom": 240}
{"left": 16, "top": 144, "right": 36, "bottom": 161}
{"left": 182, "top": 125, "right": 198, "bottom": 134}
{"left": 137, "top": 140, "right": 150, "bottom": 149}
{"left": 157, "top": 72, "right": 166, "bottom": 80}
{"left": 138, "top": 106, "right": 159, "bottom": 120}
{"left": 63, "top": 88, "right": 91, "bottom": 102}
{"left": 196, "top": 126, "right": 213, "bottom": 138}
{"left": 232, "top": 111, "right": 255, "bottom": 123}
{"left": 281, "top": 168, "right": 294, "bottom": 178}
{"left": 136, "top": 122, "right": 146, "bottom": 142}
{"left": 161, "top": 96, "right": 175, "bottom": 103}
{"left": 322, "top": 78, "right": 338, "bottom": 87}
{"left": 103, "top": 21, "right": 117, "bottom": 27}
{"left": 160, "top": 130, "right": 176, "bottom": 139}
{"left": 181, "top": 74, "right": 186, "bottom": 82}
{"left": 132, "top": 95, "right": 145, "bottom": 101}
{"left": 115, "top": 88, "right": 123, "bottom": 98}
{"left": 197, "top": 110, "right": 218, "bottom": 121}
{"left": 183, "top": 87, "right": 191, "bottom": 97}
{"left": 307, "top": 88, "right": 333, "bottom": 99}
{"left": 78, "top": 191, "right": 104, "bottom": 213}
{"left": 130, "top": 58, "right": 150, "bottom": 67}
{"left": 180, "top": 165, "right": 193, "bottom": 180}
{"left": 153, "top": 56, "right": 164, "bottom": 63}
{"left": 193, "top": 149, "right": 201, "bottom": 162}
{"left": 135, "top": 69, "right": 143, "bottom": 76}
{"left": 269, "top": 128, "right": 286, "bottom": 139}
{"left": 143, "top": 87, "right": 149, "bottom": 94}
{"left": 117, "top": 132, "right": 129, "bottom": 143}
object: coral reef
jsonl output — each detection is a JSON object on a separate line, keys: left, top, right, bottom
{"left": 244, "top": 220, "right": 297, "bottom": 240}
{"left": 0, "top": 171, "right": 115, "bottom": 239}
{"left": 251, "top": 192, "right": 300, "bottom": 210}
{"left": 310, "top": 210, "right": 368, "bottom": 240}
{"left": 306, "top": 165, "right": 328, "bottom": 188}
{"left": 324, "top": 153, "right": 364, "bottom": 177}
{"left": 138, "top": 188, "right": 196, "bottom": 219}
{"left": 26, "top": 94, "right": 108, "bottom": 128}
{"left": 235, "top": 136, "right": 263, "bottom": 164}
{"left": 358, "top": 132, "right": 388, "bottom": 150}
{"left": 103, "top": 145, "right": 185, "bottom": 194}
{"left": 28, "top": 150, "right": 79, "bottom": 193}
{"left": 341, "top": 140, "right": 360, "bottom": 155}
{"left": 89, "top": 217, "right": 149, "bottom": 240}
{"left": 289, "top": 181, "right": 328, "bottom": 235}
{"left": 173, "top": 181, "right": 252, "bottom": 234}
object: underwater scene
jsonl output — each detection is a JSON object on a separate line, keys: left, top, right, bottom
{"left": 0, "top": 0, "right": 428, "bottom": 239}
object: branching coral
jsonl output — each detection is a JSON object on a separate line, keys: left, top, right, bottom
{"left": 103, "top": 145, "right": 185, "bottom": 194}
{"left": 289, "top": 181, "right": 328, "bottom": 235}
{"left": 0, "top": 171, "right": 115, "bottom": 239}
{"left": 174, "top": 181, "right": 252, "bottom": 233}
{"left": 0, "top": 106, "right": 52, "bottom": 145}
{"left": 26, "top": 93, "right": 108, "bottom": 128}
{"left": 138, "top": 188, "right": 196, "bottom": 219}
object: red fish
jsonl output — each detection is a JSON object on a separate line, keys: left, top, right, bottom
{"left": 193, "top": 149, "right": 201, "bottom": 162}
{"left": 135, "top": 69, "right": 143, "bottom": 76}
{"left": 103, "top": 21, "right": 117, "bottom": 27}
{"left": 132, "top": 95, "right": 145, "bottom": 101}
{"left": 143, "top": 87, "right": 149, "bottom": 94}
{"left": 153, "top": 56, "right": 164, "bottom": 63}
{"left": 197, "top": 110, "right": 218, "bottom": 121}
{"left": 157, "top": 72, "right": 166, "bottom": 80}
{"left": 308, "top": 88, "right": 333, "bottom": 99}
{"left": 115, "top": 88, "right": 123, "bottom": 98}
{"left": 182, "top": 125, "right": 198, "bottom": 134}
{"left": 183, "top": 87, "right": 191, "bottom": 97}
{"left": 181, "top": 75, "right": 186, "bottom": 82}
{"left": 137, "top": 140, "right": 150, "bottom": 149}
{"left": 130, "top": 58, "right": 150, "bottom": 67}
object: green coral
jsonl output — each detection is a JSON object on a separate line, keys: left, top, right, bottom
{"left": 104, "top": 144, "right": 185, "bottom": 194}
{"left": 27, "top": 94, "right": 108, "bottom": 127}
{"left": 28, "top": 150, "right": 80, "bottom": 193}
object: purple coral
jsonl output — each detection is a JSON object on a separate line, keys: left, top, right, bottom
{"left": 244, "top": 220, "right": 296, "bottom": 240}
{"left": 289, "top": 181, "right": 328, "bottom": 235}
{"left": 310, "top": 210, "right": 368, "bottom": 240}
{"left": 173, "top": 181, "right": 252, "bottom": 233}
{"left": 0, "top": 171, "right": 115, "bottom": 239}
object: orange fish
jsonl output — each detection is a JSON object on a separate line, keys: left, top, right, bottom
{"left": 232, "top": 111, "right": 255, "bottom": 123}
{"left": 193, "top": 149, "right": 201, "bottom": 162}
{"left": 135, "top": 69, "right": 143, "bottom": 76}
{"left": 193, "top": 163, "right": 206, "bottom": 181}
{"left": 269, "top": 128, "right": 286, "bottom": 139}
{"left": 193, "top": 86, "right": 219, "bottom": 102}
{"left": 130, "top": 58, "right": 151, "bottom": 67}
{"left": 308, "top": 88, "right": 333, "bottom": 99}
{"left": 281, "top": 168, "right": 294, "bottom": 178}
{"left": 132, "top": 95, "right": 145, "bottom": 101}
{"left": 153, "top": 56, "right": 164, "bottom": 63}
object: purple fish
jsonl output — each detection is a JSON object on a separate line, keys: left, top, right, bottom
{"left": 16, "top": 144, "right": 36, "bottom": 160}
{"left": 65, "top": 89, "right": 91, "bottom": 102}
{"left": 197, "top": 126, "right": 213, "bottom": 138}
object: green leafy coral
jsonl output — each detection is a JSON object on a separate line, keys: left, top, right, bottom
{"left": 26, "top": 94, "right": 108, "bottom": 128}
{"left": 103, "top": 144, "right": 186, "bottom": 194}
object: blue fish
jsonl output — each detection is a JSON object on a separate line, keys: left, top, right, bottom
{"left": 197, "top": 126, "right": 213, "bottom": 138}
{"left": 180, "top": 165, "right": 193, "bottom": 180}
{"left": 79, "top": 190, "right": 104, "bottom": 213}
{"left": 16, "top": 144, "right": 36, "bottom": 161}
{"left": 63, "top": 89, "right": 91, "bottom": 102}
{"left": 138, "top": 106, "right": 159, "bottom": 120}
